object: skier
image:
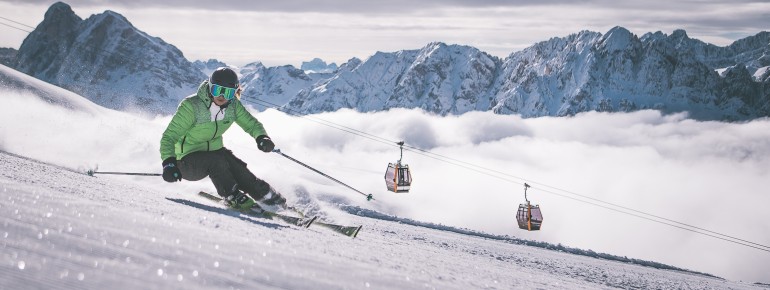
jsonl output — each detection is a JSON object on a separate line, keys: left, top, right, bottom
{"left": 159, "top": 67, "right": 286, "bottom": 210}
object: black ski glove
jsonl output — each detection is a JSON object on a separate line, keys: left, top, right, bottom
{"left": 162, "top": 157, "right": 182, "bottom": 182}
{"left": 256, "top": 135, "right": 275, "bottom": 153}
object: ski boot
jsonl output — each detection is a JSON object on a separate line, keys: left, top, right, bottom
{"left": 224, "top": 190, "right": 256, "bottom": 211}
{"left": 253, "top": 187, "right": 287, "bottom": 209}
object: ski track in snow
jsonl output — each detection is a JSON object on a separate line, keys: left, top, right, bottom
{"left": 0, "top": 151, "right": 758, "bottom": 290}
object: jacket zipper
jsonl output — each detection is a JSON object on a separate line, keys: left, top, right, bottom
{"left": 209, "top": 108, "right": 224, "bottom": 151}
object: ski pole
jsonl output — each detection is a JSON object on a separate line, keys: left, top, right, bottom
{"left": 272, "top": 149, "right": 374, "bottom": 201}
{"left": 86, "top": 170, "right": 161, "bottom": 177}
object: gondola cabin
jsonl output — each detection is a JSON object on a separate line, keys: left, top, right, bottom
{"left": 385, "top": 162, "right": 411, "bottom": 192}
{"left": 516, "top": 183, "right": 543, "bottom": 231}
{"left": 516, "top": 202, "right": 543, "bottom": 231}
{"left": 384, "top": 141, "right": 412, "bottom": 193}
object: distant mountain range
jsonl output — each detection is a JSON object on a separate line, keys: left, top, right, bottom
{"left": 238, "top": 61, "right": 334, "bottom": 109}
{"left": 301, "top": 58, "right": 338, "bottom": 73}
{"left": 286, "top": 29, "right": 769, "bottom": 120}
{"left": 4, "top": 1, "right": 769, "bottom": 120}
{"left": 192, "top": 59, "right": 230, "bottom": 79}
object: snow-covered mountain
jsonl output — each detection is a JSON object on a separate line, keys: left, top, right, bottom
{"left": 490, "top": 27, "right": 769, "bottom": 120}
{"left": 238, "top": 62, "right": 330, "bottom": 110}
{"left": 286, "top": 27, "right": 769, "bottom": 120}
{"left": 10, "top": 2, "right": 769, "bottom": 120}
{"left": 659, "top": 29, "right": 770, "bottom": 73}
{"left": 300, "top": 58, "right": 338, "bottom": 73}
{"left": 192, "top": 59, "right": 231, "bottom": 79}
{"left": 166, "top": 57, "right": 338, "bottom": 111}
{"left": 286, "top": 42, "right": 499, "bottom": 115}
{"left": 13, "top": 2, "right": 204, "bottom": 114}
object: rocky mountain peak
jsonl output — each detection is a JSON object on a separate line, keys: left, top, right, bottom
{"left": 36, "top": 1, "right": 81, "bottom": 41}
{"left": 14, "top": 2, "right": 204, "bottom": 114}
{"left": 597, "top": 26, "right": 639, "bottom": 53}
{"left": 671, "top": 29, "right": 689, "bottom": 40}
{"left": 44, "top": 2, "right": 79, "bottom": 21}
{"left": 339, "top": 57, "right": 363, "bottom": 72}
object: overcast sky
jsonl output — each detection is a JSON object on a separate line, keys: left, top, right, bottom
{"left": 1, "top": 0, "right": 769, "bottom": 67}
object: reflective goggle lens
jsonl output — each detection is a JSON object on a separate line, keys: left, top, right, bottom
{"left": 210, "top": 84, "right": 238, "bottom": 100}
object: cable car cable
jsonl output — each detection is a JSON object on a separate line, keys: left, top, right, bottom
{"left": 246, "top": 98, "right": 398, "bottom": 145}
{"left": 246, "top": 98, "right": 532, "bottom": 184}
{"left": 245, "top": 98, "right": 534, "bottom": 184}
{"left": 0, "top": 20, "right": 31, "bottom": 33}
{"left": 0, "top": 16, "right": 35, "bottom": 29}
{"left": 530, "top": 185, "right": 770, "bottom": 252}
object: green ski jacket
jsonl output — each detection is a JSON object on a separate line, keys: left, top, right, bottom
{"left": 160, "top": 81, "right": 267, "bottom": 161}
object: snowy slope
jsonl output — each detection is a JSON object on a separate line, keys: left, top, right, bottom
{"left": 0, "top": 149, "right": 758, "bottom": 290}
{"left": 0, "top": 64, "right": 103, "bottom": 114}
{"left": 0, "top": 63, "right": 165, "bottom": 171}
{"left": 2, "top": 59, "right": 770, "bottom": 288}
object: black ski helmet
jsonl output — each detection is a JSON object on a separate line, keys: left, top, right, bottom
{"left": 209, "top": 67, "right": 239, "bottom": 88}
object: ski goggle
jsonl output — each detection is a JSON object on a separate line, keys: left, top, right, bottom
{"left": 210, "top": 83, "right": 239, "bottom": 100}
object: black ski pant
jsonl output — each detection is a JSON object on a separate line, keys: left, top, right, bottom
{"left": 178, "top": 148, "right": 270, "bottom": 200}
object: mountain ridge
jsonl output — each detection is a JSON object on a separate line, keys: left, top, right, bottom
{"left": 4, "top": 2, "right": 768, "bottom": 120}
{"left": 286, "top": 26, "right": 768, "bottom": 120}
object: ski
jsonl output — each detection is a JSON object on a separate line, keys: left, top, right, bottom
{"left": 287, "top": 207, "right": 363, "bottom": 238}
{"left": 198, "top": 191, "right": 316, "bottom": 228}
{"left": 199, "top": 191, "right": 362, "bottom": 238}
{"left": 314, "top": 222, "right": 363, "bottom": 238}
